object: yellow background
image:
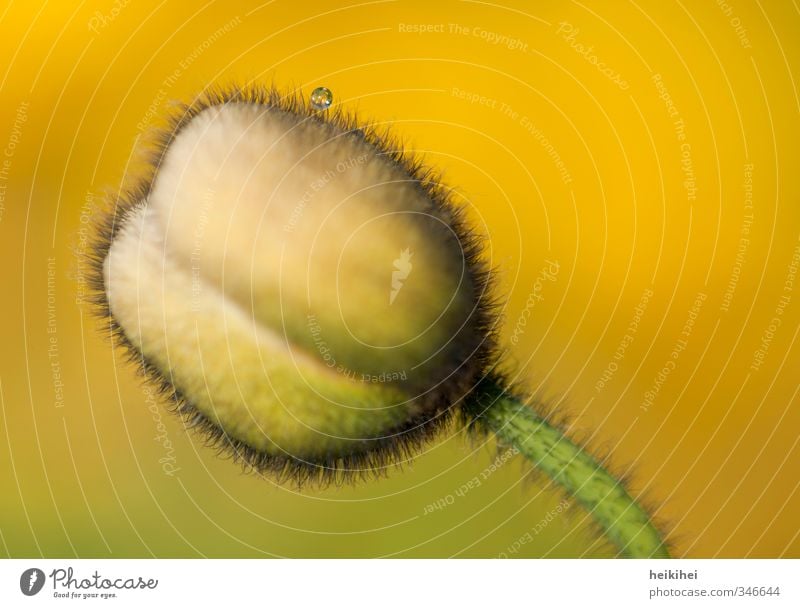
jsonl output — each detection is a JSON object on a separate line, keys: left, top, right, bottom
{"left": 0, "top": 0, "right": 798, "bottom": 557}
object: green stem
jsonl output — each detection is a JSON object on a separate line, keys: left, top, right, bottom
{"left": 468, "top": 381, "right": 670, "bottom": 558}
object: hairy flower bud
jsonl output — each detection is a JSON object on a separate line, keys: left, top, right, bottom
{"left": 91, "top": 86, "right": 496, "bottom": 480}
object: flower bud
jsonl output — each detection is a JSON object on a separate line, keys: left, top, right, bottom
{"left": 92, "top": 86, "right": 495, "bottom": 479}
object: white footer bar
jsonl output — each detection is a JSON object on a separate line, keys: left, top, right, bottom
{"left": 1, "top": 559, "right": 797, "bottom": 607}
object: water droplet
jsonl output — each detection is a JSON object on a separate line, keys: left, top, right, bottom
{"left": 310, "top": 86, "right": 333, "bottom": 111}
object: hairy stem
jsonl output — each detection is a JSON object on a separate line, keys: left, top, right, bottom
{"left": 467, "top": 381, "right": 670, "bottom": 558}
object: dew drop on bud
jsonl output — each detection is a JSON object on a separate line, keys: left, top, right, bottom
{"left": 310, "top": 86, "right": 333, "bottom": 110}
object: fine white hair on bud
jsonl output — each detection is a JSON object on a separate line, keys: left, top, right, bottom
{"left": 88, "top": 85, "right": 498, "bottom": 483}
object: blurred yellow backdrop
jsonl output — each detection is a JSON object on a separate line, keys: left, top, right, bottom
{"left": 0, "top": 0, "right": 798, "bottom": 558}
